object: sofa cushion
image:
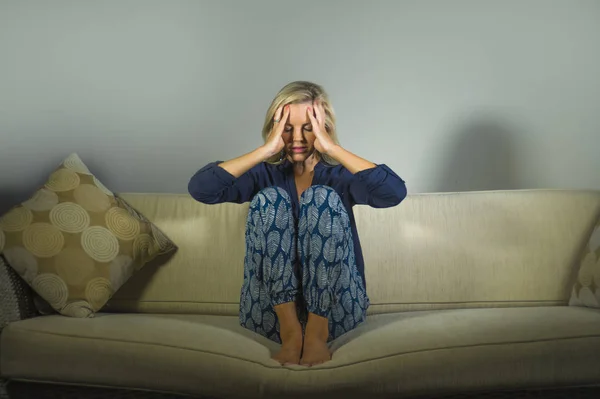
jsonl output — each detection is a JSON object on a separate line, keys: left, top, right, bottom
{"left": 106, "top": 190, "right": 600, "bottom": 316}
{"left": 0, "top": 153, "right": 177, "bottom": 318}
{"left": 569, "top": 215, "right": 600, "bottom": 308}
{"left": 2, "top": 307, "right": 599, "bottom": 398}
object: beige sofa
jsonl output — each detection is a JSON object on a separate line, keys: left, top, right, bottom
{"left": 2, "top": 188, "right": 600, "bottom": 398}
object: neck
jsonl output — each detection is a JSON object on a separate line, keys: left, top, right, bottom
{"left": 290, "top": 153, "right": 319, "bottom": 176}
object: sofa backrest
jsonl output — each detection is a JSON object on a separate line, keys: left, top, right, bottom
{"left": 106, "top": 189, "right": 600, "bottom": 316}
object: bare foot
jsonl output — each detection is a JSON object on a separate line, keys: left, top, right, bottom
{"left": 300, "top": 336, "right": 331, "bottom": 366}
{"left": 272, "top": 302, "right": 303, "bottom": 365}
{"left": 272, "top": 330, "right": 303, "bottom": 365}
{"left": 300, "top": 312, "right": 331, "bottom": 366}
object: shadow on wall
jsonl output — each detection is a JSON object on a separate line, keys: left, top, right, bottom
{"left": 0, "top": 188, "right": 36, "bottom": 215}
{"left": 0, "top": 171, "right": 49, "bottom": 213}
{"left": 435, "top": 117, "right": 520, "bottom": 193}
{"left": 0, "top": 161, "right": 54, "bottom": 215}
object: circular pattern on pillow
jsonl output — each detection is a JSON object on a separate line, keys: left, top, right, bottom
{"left": 74, "top": 184, "right": 111, "bottom": 213}
{"left": 32, "top": 273, "right": 69, "bottom": 309}
{"left": 23, "top": 223, "right": 65, "bottom": 258}
{"left": 0, "top": 207, "right": 33, "bottom": 231}
{"left": 22, "top": 188, "right": 59, "bottom": 212}
{"left": 105, "top": 207, "right": 140, "bottom": 241}
{"left": 133, "top": 233, "right": 157, "bottom": 265}
{"left": 63, "top": 153, "right": 92, "bottom": 175}
{"left": 45, "top": 169, "right": 80, "bottom": 192}
{"left": 151, "top": 224, "right": 171, "bottom": 250}
{"left": 50, "top": 202, "right": 90, "bottom": 233}
{"left": 61, "top": 301, "right": 94, "bottom": 318}
{"left": 85, "top": 277, "right": 113, "bottom": 311}
{"left": 81, "top": 226, "right": 119, "bottom": 263}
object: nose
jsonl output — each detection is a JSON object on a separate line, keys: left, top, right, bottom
{"left": 292, "top": 127, "right": 305, "bottom": 143}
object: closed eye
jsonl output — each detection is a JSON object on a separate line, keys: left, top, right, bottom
{"left": 284, "top": 125, "right": 312, "bottom": 132}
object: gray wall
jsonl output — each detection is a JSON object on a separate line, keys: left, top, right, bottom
{"left": 1, "top": 0, "right": 599, "bottom": 211}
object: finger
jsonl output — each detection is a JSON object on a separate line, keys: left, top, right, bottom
{"left": 313, "top": 100, "right": 324, "bottom": 127}
{"left": 273, "top": 105, "right": 284, "bottom": 125}
{"left": 306, "top": 105, "right": 319, "bottom": 131}
{"left": 276, "top": 105, "right": 290, "bottom": 135}
{"left": 315, "top": 100, "right": 328, "bottom": 132}
{"left": 318, "top": 101, "right": 326, "bottom": 124}
{"left": 310, "top": 101, "right": 318, "bottom": 124}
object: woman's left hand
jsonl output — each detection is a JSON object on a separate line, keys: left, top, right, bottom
{"left": 307, "top": 100, "right": 337, "bottom": 155}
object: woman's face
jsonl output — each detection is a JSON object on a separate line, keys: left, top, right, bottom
{"left": 282, "top": 102, "right": 316, "bottom": 162}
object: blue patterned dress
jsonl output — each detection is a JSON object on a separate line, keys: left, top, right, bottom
{"left": 189, "top": 160, "right": 406, "bottom": 343}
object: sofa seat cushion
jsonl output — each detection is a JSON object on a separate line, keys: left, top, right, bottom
{"left": 2, "top": 307, "right": 600, "bottom": 398}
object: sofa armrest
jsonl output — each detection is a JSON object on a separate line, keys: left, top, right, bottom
{"left": 0, "top": 255, "right": 38, "bottom": 335}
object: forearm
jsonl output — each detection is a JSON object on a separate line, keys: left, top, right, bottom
{"left": 218, "top": 146, "right": 272, "bottom": 178}
{"left": 327, "top": 145, "right": 376, "bottom": 174}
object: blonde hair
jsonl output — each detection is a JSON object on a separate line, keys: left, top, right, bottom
{"left": 262, "top": 81, "right": 340, "bottom": 165}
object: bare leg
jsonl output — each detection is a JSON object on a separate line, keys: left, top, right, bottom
{"left": 300, "top": 312, "right": 331, "bottom": 366}
{"left": 272, "top": 302, "right": 303, "bottom": 365}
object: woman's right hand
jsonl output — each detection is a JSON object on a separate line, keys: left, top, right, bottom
{"left": 214, "top": 105, "right": 290, "bottom": 179}
{"left": 262, "top": 105, "right": 289, "bottom": 158}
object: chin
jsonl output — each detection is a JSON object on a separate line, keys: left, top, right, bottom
{"left": 289, "top": 153, "right": 309, "bottom": 162}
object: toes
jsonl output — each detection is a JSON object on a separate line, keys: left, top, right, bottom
{"left": 299, "top": 358, "right": 325, "bottom": 367}
{"left": 273, "top": 353, "right": 300, "bottom": 366}
{"left": 299, "top": 358, "right": 311, "bottom": 367}
{"left": 272, "top": 356, "right": 288, "bottom": 365}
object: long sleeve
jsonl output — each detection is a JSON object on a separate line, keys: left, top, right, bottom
{"left": 346, "top": 164, "right": 407, "bottom": 208}
{"left": 188, "top": 161, "right": 261, "bottom": 204}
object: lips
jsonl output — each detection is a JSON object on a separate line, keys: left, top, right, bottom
{"left": 291, "top": 147, "right": 307, "bottom": 153}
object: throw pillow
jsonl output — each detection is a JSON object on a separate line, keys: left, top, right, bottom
{"left": 0, "top": 153, "right": 177, "bottom": 317}
{"left": 569, "top": 216, "right": 600, "bottom": 308}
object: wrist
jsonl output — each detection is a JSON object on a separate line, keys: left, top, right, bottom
{"left": 257, "top": 145, "right": 276, "bottom": 160}
{"left": 326, "top": 144, "right": 343, "bottom": 159}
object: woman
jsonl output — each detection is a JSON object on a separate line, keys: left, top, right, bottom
{"left": 188, "top": 81, "right": 406, "bottom": 366}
